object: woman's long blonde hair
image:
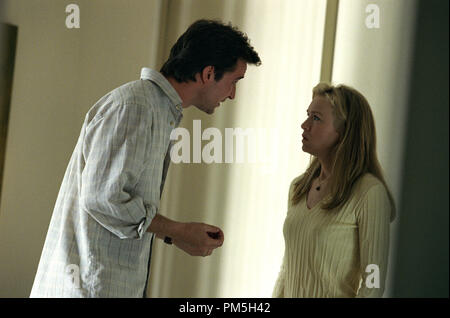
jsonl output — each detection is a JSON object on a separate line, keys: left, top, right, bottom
{"left": 291, "top": 83, "right": 396, "bottom": 222}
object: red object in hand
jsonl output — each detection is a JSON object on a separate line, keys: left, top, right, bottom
{"left": 207, "top": 231, "right": 220, "bottom": 239}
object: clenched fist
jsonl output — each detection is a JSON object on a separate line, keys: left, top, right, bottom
{"left": 173, "top": 222, "right": 224, "bottom": 257}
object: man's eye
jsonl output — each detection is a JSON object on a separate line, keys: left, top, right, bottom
{"left": 313, "top": 115, "right": 320, "bottom": 121}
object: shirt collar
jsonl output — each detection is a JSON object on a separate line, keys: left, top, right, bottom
{"left": 140, "top": 67, "right": 183, "bottom": 115}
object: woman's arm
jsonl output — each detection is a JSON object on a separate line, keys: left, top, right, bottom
{"left": 355, "top": 184, "right": 392, "bottom": 297}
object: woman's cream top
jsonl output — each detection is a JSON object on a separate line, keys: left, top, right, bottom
{"left": 273, "top": 173, "right": 392, "bottom": 297}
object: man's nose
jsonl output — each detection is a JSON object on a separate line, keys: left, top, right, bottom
{"left": 228, "top": 85, "right": 236, "bottom": 100}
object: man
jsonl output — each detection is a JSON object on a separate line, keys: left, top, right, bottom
{"left": 30, "top": 19, "right": 261, "bottom": 297}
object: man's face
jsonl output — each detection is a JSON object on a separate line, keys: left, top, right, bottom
{"left": 195, "top": 59, "right": 247, "bottom": 114}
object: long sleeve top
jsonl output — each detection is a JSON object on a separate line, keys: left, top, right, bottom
{"left": 272, "top": 173, "right": 392, "bottom": 298}
{"left": 30, "top": 68, "right": 183, "bottom": 297}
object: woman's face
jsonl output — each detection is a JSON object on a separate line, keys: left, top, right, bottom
{"left": 301, "top": 95, "right": 340, "bottom": 158}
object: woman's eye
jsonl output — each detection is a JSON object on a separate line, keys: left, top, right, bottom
{"left": 306, "top": 113, "right": 320, "bottom": 121}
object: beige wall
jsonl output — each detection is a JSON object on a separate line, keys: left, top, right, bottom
{"left": 0, "top": 0, "right": 165, "bottom": 297}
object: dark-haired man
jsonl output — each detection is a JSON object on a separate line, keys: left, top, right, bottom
{"left": 30, "top": 19, "right": 261, "bottom": 297}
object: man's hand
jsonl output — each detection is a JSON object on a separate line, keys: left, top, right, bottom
{"left": 173, "top": 222, "right": 224, "bottom": 257}
{"left": 147, "top": 214, "right": 224, "bottom": 257}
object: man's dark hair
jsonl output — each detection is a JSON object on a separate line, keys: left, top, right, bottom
{"left": 160, "top": 19, "right": 261, "bottom": 83}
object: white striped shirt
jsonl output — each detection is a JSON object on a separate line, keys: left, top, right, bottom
{"left": 30, "top": 68, "right": 183, "bottom": 297}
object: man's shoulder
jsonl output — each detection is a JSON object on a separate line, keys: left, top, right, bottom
{"left": 109, "top": 79, "right": 162, "bottom": 107}
{"left": 84, "top": 80, "right": 155, "bottom": 122}
{"left": 84, "top": 77, "right": 172, "bottom": 125}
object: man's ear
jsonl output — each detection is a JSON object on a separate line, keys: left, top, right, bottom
{"left": 200, "top": 66, "right": 215, "bottom": 83}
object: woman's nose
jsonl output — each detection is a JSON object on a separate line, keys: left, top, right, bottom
{"left": 301, "top": 118, "right": 309, "bottom": 130}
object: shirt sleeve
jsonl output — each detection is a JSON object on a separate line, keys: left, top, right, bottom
{"left": 355, "top": 184, "right": 391, "bottom": 297}
{"left": 80, "top": 103, "right": 157, "bottom": 240}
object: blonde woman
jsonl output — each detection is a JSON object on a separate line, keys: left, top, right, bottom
{"left": 273, "top": 83, "right": 396, "bottom": 298}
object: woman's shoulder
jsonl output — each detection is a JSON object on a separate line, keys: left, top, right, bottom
{"left": 354, "top": 173, "right": 387, "bottom": 196}
{"left": 289, "top": 173, "right": 306, "bottom": 188}
{"left": 286, "top": 173, "right": 307, "bottom": 199}
{"left": 291, "top": 173, "right": 305, "bottom": 182}
{"left": 353, "top": 173, "right": 395, "bottom": 221}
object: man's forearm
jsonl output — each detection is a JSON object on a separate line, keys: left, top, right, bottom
{"left": 147, "top": 214, "right": 184, "bottom": 240}
{"left": 147, "top": 214, "right": 224, "bottom": 256}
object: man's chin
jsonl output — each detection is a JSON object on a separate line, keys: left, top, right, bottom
{"left": 194, "top": 104, "right": 216, "bottom": 114}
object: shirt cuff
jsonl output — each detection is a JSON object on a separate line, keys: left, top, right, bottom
{"left": 136, "top": 203, "right": 157, "bottom": 239}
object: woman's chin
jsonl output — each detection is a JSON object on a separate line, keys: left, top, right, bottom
{"left": 301, "top": 145, "right": 313, "bottom": 155}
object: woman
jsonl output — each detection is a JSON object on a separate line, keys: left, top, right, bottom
{"left": 273, "top": 83, "right": 396, "bottom": 298}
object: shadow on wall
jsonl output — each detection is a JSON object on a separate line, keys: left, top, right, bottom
{"left": 392, "top": 0, "right": 449, "bottom": 297}
{"left": 0, "top": 23, "right": 17, "bottom": 212}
